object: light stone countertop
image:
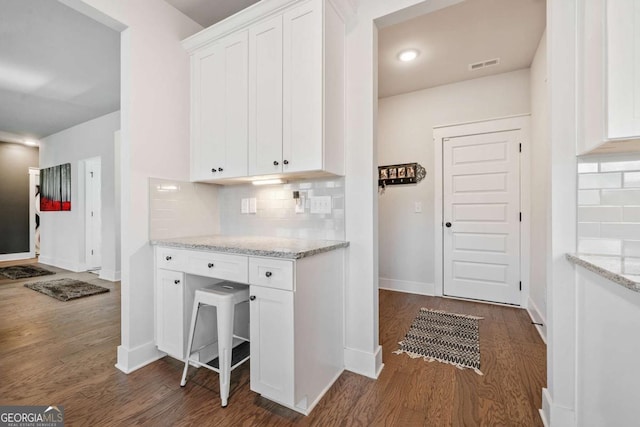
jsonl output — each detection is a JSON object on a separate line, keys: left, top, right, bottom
{"left": 150, "top": 235, "right": 349, "bottom": 259}
{"left": 566, "top": 254, "right": 640, "bottom": 293}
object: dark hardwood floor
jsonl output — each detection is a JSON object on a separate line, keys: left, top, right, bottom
{"left": 0, "top": 261, "right": 545, "bottom": 426}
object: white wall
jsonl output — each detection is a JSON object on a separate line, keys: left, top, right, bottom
{"left": 343, "top": 0, "right": 463, "bottom": 377}
{"left": 65, "top": 0, "right": 203, "bottom": 372}
{"left": 378, "top": 69, "right": 531, "bottom": 296}
{"left": 529, "top": 30, "right": 549, "bottom": 339}
{"left": 576, "top": 266, "right": 640, "bottom": 426}
{"left": 39, "top": 111, "right": 120, "bottom": 280}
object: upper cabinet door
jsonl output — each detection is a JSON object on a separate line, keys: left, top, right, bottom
{"left": 249, "top": 16, "right": 284, "bottom": 176}
{"left": 607, "top": 0, "right": 640, "bottom": 140}
{"left": 283, "top": 2, "right": 323, "bottom": 173}
{"left": 191, "top": 31, "right": 248, "bottom": 181}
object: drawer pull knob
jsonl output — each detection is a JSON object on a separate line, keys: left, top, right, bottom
{"left": 265, "top": 271, "right": 272, "bottom": 278}
{"left": 174, "top": 279, "right": 180, "bottom": 285}
{"left": 249, "top": 295, "right": 256, "bottom": 301}
{"left": 208, "top": 262, "right": 214, "bottom": 268}
{"left": 165, "top": 256, "right": 172, "bottom": 261}
{"left": 211, "top": 168, "right": 217, "bottom": 173}
{"left": 218, "top": 167, "right": 224, "bottom": 172}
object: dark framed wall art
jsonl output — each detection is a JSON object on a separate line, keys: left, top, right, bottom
{"left": 40, "top": 163, "right": 71, "bottom": 211}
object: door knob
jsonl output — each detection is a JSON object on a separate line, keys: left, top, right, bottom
{"left": 249, "top": 295, "right": 256, "bottom": 301}
{"left": 445, "top": 222, "right": 452, "bottom": 228}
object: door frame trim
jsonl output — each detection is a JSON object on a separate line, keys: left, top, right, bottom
{"left": 433, "top": 114, "right": 531, "bottom": 307}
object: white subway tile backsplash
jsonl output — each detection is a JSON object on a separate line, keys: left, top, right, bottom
{"left": 600, "top": 223, "right": 640, "bottom": 240}
{"left": 624, "top": 258, "right": 640, "bottom": 275}
{"left": 577, "top": 162, "right": 598, "bottom": 173}
{"left": 578, "top": 190, "right": 600, "bottom": 206}
{"left": 578, "top": 206, "right": 623, "bottom": 222}
{"left": 578, "top": 173, "right": 622, "bottom": 189}
{"left": 600, "top": 189, "right": 640, "bottom": 205}
{"left": 578, "top": 238, "right": 622, "bottom": 255}
{"left": 578, "top": 222, "right": 600, "bottom": 238}
{"left": 624, "top": 241, "right": 640, "bottom": 257}
{"left": 600, "top": 160, "right": 640, "bottom": 172}
{"left": 623, "top": 207, "right": 640, "bottom": 222}
{"left": 624, "top": 172, "right": 640, "bottom": 188}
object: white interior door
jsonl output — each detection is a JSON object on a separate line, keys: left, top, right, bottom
{"left": 85, "top": 158, "right": 102, "bottom": 270}
{"left": 443, "top": 130, "right": 521, "bottom": 305}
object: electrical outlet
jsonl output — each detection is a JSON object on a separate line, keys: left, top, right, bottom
{"left": 295, "top": 196, "right": 305, "bottom": 214}
{"left": 249, "top": 198, "right": 257, "bottom": 214}
{"left": 414, "top": 202, "right": 422, "bottom": 213}
{"left": 310, "top": 196, "right": 331, "bottom": 214}
{"left": 241, "top": 198, "right": 249, "bottom": 214}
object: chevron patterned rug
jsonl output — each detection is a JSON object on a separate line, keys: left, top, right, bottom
{"left": 393, "top": 308, "right": 483, "bottom": 375}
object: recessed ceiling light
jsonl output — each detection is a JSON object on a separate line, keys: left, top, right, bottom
{"left": 398, "top": 49, "right": 419, "bottom": 62}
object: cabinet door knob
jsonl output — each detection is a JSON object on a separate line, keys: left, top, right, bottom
{"left": 283, "top": 160, "right": 289, "bottom": 165}
{"left": 208, "top": 262, "right": 214, "bottom": 268}
{"left": 174, "top": 279, "right": 180, "bottom": 284}
{"left": 445, "top": 222, "right": 452, "bottom": 228}
{"left": 265, "top": 271, "right": 272, "bottom": 278}
{"left": 218, "top": 167, "right": 223, "bottom": 172}
{"left": 211, "top": 168, "right": 217, "bottom": 173}
{"left": 273, "top": 161, "right": 279, "bottom": 166}
{"left": 249, "top": 295, "right": 256, "bottom": 301}
{"left": 165, "top": 256, "right": 172, "bottom": 261}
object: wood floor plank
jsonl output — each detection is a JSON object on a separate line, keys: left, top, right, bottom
{"left": 0, "top": 261, "right": 546, "bottom": 426}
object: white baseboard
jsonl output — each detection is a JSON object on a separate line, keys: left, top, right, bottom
{"left": 115, "top": 341, "right": 165, "bottom": 374}
{"left": 0, "top": 252, "right": 33, "bottom": 262}
{"left": 344, "top": 345, "right": 384, "bottom": 379}
{"left": 38, "top": 256, "right": 84, "bottom": 272}
{"left": 541, "top": 388, "right": 576, "bottom": 427}
{"left": 526, "top": 297, "right": 547, "bottom": 344}
{"left": 379, "top": 278, "right": 434, "bottom": 296}
{"left": 99, "top": 269, "right": 121, "bottom": 282}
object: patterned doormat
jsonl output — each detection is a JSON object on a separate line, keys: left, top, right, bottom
{"left": 393, "top": 308, "right": 483, "bottom": 375}
{"left": 0, "top": 265, "right": 55, "bottom": 280}
{"left": 24, "top": 279, "right": 109, "bottom": 301}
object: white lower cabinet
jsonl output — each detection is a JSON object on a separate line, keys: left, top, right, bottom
{"left": 249, "top": 285, "right": 295, "bottom": 405}
{"left": 156, "top": 269, "right": 185, "bottom": 359}
{"left": 154, "top": 245, "right": 344, "bottom": 415}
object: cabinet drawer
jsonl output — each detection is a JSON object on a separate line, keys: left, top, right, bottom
{"left": 157, "top": 247, "right": 185, "bottom": 271}
{"left": 186, "top": 251, "right": 248, "bottom": 282}
{"left": 249, "top": 257, "right": 294, "bottom": 290}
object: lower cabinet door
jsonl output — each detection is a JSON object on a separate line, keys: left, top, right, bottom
{"left": 249, "top": 285, "right": 295, "bottom": 405}
{"left": 156, "top": 269, "right": 185, "bottom": 359}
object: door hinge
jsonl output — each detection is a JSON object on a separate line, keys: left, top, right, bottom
{"left": 519, "top": 143, "right": 522, "bottom": 152}
{"left": 519, "top": 212, "right": 522, "bottom": 222}
{"left": 90, "top": 171, "right": 94, "bottom": 178}
{"left": 91, "top": 211, "right": 94, "bottom": 217}
{"left": 91, "top": 249, "right": 94, "bottom": 255}
{"left": 519, "top": 281, "right": 522, "bottom": 291}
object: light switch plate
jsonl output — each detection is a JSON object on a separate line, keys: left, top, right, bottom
{"left": 295, "top": 196, "right": 305, "bottom": 214}
{"left": 241, "top": 198, "right": 249, "bottom": 214}
{"left": 310, "top": 196, "right": 332, "bottom": 214}
{"left": 249, "top": 198, "right": 257, "bottom": 214}
{"left": 414, "top": 202, "right": 422, "bottom": 213}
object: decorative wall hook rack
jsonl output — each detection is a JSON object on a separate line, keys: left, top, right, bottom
{"left": 378, "top": 162, "right": 426, "bottom": 190}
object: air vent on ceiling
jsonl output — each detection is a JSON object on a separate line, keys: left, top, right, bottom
{"left": 468, "top": 58, "right": 501, "bottom": 71}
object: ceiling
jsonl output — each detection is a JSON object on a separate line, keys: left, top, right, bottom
{"left": 378, "top": 0, "right": 546, "bottom": 98}
{"left": 0, "top": 0, "right": 120, "bottom": 140}
{"left": 165, "top": 0, "right": 261, "bottom": 28}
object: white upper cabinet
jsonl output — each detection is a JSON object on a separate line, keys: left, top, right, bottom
{"left": 249, "top": 15, "right": 284, "bottom": 176}
{"left": 607, "top": 0, "right": 640, "bottom": 140}
{"left": 580, "top": 0, "right": 640, "bottom": 154}
{"left": 184, "top": 0, "right": 345, "bottom": 183}
{"left": 190, "top": 31, "right": 248, "bottom": 181}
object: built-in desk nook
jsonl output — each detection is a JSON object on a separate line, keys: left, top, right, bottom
{"left": 151, "top": 235, "right": 348, "bottom": 415}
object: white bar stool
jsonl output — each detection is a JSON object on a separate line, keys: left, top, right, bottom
{"left": 180, "top": 281, "right": 250, "bottom": 407}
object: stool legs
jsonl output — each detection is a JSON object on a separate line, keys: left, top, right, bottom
{"left": 217, "top": 301, "right": 235, "bottom": 407}
{"left": 180, "top": 300, "right": 201, "bottom": 387}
